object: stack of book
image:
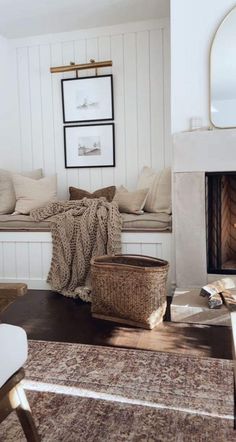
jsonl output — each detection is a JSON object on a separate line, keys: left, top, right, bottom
{"left": 200, "top": 278, "right": 235, "bottom": 309}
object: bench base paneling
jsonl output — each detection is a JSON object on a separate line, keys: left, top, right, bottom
{"left": 0, "top": 232, "right": 174, "bottom": 294}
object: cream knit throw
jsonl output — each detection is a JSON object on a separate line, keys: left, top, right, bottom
{"left": 31, "top": 198, "right": 122, "bottom": 302}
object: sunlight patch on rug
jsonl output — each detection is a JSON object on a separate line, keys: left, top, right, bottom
{"left": 23, "top": 379, "right": 234, "bottom": 421}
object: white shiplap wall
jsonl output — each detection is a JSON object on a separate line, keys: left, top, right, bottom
{"left": 13, "top": 19, "right": 170, "bottom": 198}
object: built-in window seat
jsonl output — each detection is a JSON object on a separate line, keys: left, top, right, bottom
{"left": 0, "top": 165, "right": 174, "bottom": 292}
{"left": 0, "top": 216, "right": 174, "bottom": 293}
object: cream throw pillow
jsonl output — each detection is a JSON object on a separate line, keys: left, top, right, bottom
{"left": 0, "top": 169, "right": 43, "bottom": 215}
{"left": 137, "top": 167, "right": 171, "bottom": 214}
{"left": 114, "top": 186, "right": 149, "bottom": 214}
{"left": 13, "top": 174, "right": 57, "bottom": 214}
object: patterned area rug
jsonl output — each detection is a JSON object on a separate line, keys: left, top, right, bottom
{"left": 1, "top": 340, "right": 235, "bottom": 441}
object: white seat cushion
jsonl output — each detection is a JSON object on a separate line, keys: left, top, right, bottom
{"left": 0, "top": 324, "right": 28, "bottom": 388}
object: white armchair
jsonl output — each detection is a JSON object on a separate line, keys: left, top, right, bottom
{"left": 0, "top": 324, "right": 40, "bottom": 441}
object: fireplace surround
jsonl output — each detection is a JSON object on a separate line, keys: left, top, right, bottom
{"left": 171, "top": 129, "right": 236, "bottom": 325}
{"left": 173, "top": 128, "right": 236, "bottom": 289}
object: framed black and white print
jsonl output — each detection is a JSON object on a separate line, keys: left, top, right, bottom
{"left": 61, "top": 74, "right": 114, "bottom": 123}
{"left": 64, "top": 123, "right": 115, "bottom": 168}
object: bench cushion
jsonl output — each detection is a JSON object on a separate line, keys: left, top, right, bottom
{"left": 0, "top": 212, "right": 171, "bottom": 232}
{"left": 0, "top": 324, "right": 28, "bottom": 388}
{"left": 0, "top": 214, "right": 51, "bottom": 230}
{"left": 121, "top": 212, "right": 171, "bottom": 230}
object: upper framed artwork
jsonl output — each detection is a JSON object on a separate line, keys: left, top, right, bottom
{"left": 61, "top": 74, "right": 114, "bottom": 124}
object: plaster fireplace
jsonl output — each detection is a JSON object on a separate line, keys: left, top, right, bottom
{"left": 171, "top": 128, "right": 236, "bottom": 325}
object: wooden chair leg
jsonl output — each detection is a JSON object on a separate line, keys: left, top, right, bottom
{"left": 14, "top": 384, "right": 40, "bottom": 442}
{"left": 0, "top": 394, "right": 13, "bottom": 423}
{"left": 0, "top": 370, "right": 40, "bottom": 440}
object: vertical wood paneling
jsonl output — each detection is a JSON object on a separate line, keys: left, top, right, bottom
{"left": 40, "top": 45, "right": 56, "bottom": 175}
{"left": 156, "top": 243, "right": 163, "bottom": 258}
{"left": 42, "top": 242, "right": 52, "bottom": 279}
{"left": 123, "top": 33, "right": 138, "bottom": 189}
{"left": 62, "top": 41, "right": 78, "bottom": 190}
{"left": 137, "top": 31, "right": 151, "bottom": 171}
{"left": 98, "top": 35, "right": 114, "bottom": 187}
{"left": 14, "top": 23, "right": 170, "bottom": 194}
{"left": 150, "top": 29, "right": 164, "bottom": 170}
{"left": 3, "top": 243, "right": 16, "bottom": 278}
{"left": 141, "top": 243, "right": 156, "bottom": 256}
{"left": 50, "top": 42, "right": 67, "bottom": 198}
{"left": 74, "top": 39, "right": 90, "bottom": 190}
{"left": 163, "top": 26, "right": 171, "bottom": 167}
{"left": 28, "top": 46, "right": 44, "bottom": 170}
{"left": 126, "top": 243, "right": 142, "bottom": 254}
{"left": 17, "top": 47, "right": 33, "bottom": 171}
{"left": 86, "top": 38, "right": 103, "bottom": 191}
{"left": 111, "top": 34, "right": 126, "bottom": 187}
{"left": 16, "top": 243, "right": 29, "bottom": 279}
{"left": 161, "top": 234, "right": 171, "bottom": 263}
{"left": 29, "top": 243, "right": 42, "bottom": 279}
{"left": 0, "top": 232, "right": 173, "bottom": 291}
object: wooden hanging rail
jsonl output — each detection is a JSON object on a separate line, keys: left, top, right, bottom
{"left": 50, "top": 59, "right": 112, "bottom": 74}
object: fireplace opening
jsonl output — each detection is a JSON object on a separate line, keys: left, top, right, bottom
{"left": 206, "top": 171, "right": 236, "bottom": 274}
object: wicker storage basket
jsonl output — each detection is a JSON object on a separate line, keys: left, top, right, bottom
{"left": 91, "top": 254, "right": 169, "bottom": 329}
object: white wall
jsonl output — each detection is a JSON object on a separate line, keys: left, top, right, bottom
{"left": 0, "top": 36, "right": 21, "bottom": 170}
{"left": 9, "top": 19, "right": 170, "bottom": 198}
{"left": 171, "top": 0, "right": 236, "bottom": 133}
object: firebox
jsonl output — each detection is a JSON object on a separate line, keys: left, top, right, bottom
{"left": 206, "top": 171, "right": 236, "bottom": 274}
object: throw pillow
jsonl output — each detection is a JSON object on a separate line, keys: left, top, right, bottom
{"left": 114, "top": 186, "right": 149, "bottom": 214}
{"left": 137, "top": 167, "right": 171, "bottom": 213}
{"left": 0, "top": 168, "right": 43, "bottom": 215}
{"left": 69, "top": 186, "right": 116, "bottom": 203}
{"left": 13, "top": 174, "right": 57, "bottom": 214}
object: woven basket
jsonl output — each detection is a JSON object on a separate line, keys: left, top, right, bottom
{"left": 91, "top": 254, "right": 169, "bottom": 329}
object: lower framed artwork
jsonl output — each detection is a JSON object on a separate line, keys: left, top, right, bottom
{"left": 64, "top": 123, "right": 115, "bottom": 168}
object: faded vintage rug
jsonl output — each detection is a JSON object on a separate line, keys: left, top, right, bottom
{"left": 0, "top": 340, "right": 235, "bottom": 441}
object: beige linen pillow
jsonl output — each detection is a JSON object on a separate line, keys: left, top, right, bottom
{"left": 114, "top": 186, "right": 149, "bottom": 214}
{"left": 13, "top": 174, "right": 57, "bottom": 214}
{"left": 137, "top": 167, "right": 171, "bottom": 213}
{"left": 0, "top": 170, "right": 15, "bottom": 215}
{"left": 0, "top": 168, "right": 43, "bottom": 215}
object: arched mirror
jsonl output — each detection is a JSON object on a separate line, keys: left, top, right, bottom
{"left": 210, "top": 6, "right": 236, "bottom": 128}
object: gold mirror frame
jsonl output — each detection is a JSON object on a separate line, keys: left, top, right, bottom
{"left": 210, "top": 5, "right": 236, "bottom": 129}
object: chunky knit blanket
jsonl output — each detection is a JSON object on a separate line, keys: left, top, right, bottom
{"left": 31, "top": 198, "right": 122, "bottom": 302}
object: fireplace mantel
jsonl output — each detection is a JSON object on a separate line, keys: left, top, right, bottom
{"left": 173, "top": 128, "right": 236, "bottom": 173}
